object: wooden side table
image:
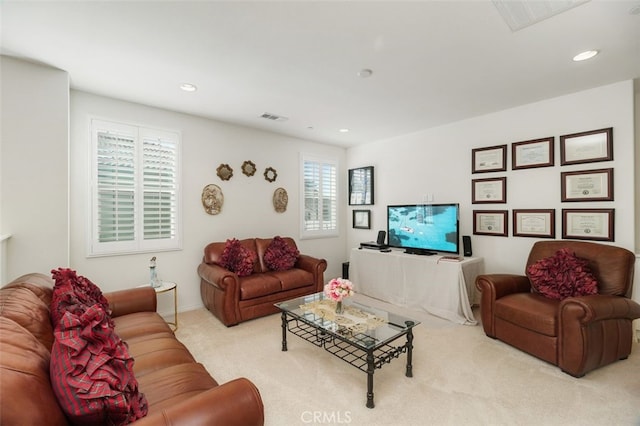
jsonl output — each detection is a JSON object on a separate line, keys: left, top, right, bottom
{"left": 152, "top": 281, "right": 178, "bottom": 331}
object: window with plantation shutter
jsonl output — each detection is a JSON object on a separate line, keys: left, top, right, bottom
{"left": 90, "top": 119, "right": 181, "bottom": 256}
{"left": 300, "top": 154, "right": 338, "bottom": 238}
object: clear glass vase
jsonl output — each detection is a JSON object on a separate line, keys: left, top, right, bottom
{"left": 335, "top": 300, "right": 344, "bottom": 314}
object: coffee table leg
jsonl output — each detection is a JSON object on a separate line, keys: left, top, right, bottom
{"left": 366, "top": 351, "right": 375, "bottom": 408}
{"left": 405, "top": 321, "right": 414, "bottom": 377}
{"left": 281, "top": 312, "right": 288, "bottom": 352}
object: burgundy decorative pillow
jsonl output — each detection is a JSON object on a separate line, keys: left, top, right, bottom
{"left": 264, "top": 236, "right": 300, "bottom": 271}
{"left": 50, "top": 268, "right": 112, "bottom": 328}
{"left": 220, "top": 238, "right": 257, "bottom": 277}
{"left": 526, "top": 248, "right": 599, "bottom": 300}
{"left": 50, "top": 304, "right": 148, "bottom": 425}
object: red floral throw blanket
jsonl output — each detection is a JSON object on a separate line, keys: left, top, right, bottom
{"left": 50, "top": 268, "right": 148, "bottom": 425}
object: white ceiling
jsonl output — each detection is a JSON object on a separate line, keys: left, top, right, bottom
{"left": 2, "top": 1, "right": 639, "bottom": 147}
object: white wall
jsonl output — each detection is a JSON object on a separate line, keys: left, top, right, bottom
{"left": 347, "top": 80, "right": 636, "bottom": 276}
{"left": 70, "top": 91, "right": 347, "bottom": 314}
{"left": 0, "top": 56, "right": 70, "bottom": 282}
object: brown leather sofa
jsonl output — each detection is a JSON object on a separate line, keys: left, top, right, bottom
{"left": 0, "top": 273, "right": 264, "bottom": 425}
{"left": 198, "top": 237, "right": 327, "bottom": 326}
{"left": 476, "top": 240, "right": 640, "bottom": 377}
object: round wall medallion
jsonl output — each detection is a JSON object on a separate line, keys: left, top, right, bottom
{"left": 241, "top": 160, "right": 257, "bottom": 177}
{"left": 201, "top": 184, "right": 224, "bottom": 215}
{"left": 273, "top": 187, "right": 288, "bottom": 213}
{"left": 264, "top": 166, "right": 277, "bottom": 182}
{"left": 216, "top": 163, "right": 233, "bottom": 181}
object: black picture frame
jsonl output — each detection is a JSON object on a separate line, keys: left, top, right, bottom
{"left": 349, "top": 166, "right": 374, "bottom": 205}
{"left": 352, "top": 209, "right": 371, "bottom": 229}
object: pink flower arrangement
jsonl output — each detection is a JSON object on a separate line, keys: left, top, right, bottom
{"left": 323, "top": 278, "right": 354, "bottom": 302}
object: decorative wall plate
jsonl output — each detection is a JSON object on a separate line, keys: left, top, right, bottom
{"left": 201, "top": 184, "right": 224, "bottom": 215}
{"left": 241, "top": 160, "right": 256, "bottom": 177}
{"left": 264, "top": 166, "right": 277, "bottom": 182}
{"left": 216, "top": 163, "right": 233, "bottom": 181}
{"left": 273, "top": 187, "right": 288, "bottom": 213}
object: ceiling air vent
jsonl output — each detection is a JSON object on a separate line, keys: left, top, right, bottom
{"left": 260, "top": 112, "right": 289, "bottom": 122}
{"left": 493, "top": 0, "right": 590, "bottom": 31}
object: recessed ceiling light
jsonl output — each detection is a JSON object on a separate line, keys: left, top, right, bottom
{"left": 180, "top": 83, "right": 197, "bottom": 92}
{"left": 573, "top": 50, "right": 599, "bottom": 62}
{"left": 339, "top": 128, "right": 350, "bottom": 133}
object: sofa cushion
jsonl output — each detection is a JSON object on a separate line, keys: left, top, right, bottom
{"left": 239, "top": 274, "right": 282, "bottom": 300}
{"left": 271, "top": 269, "right": 313, "bottom": 291}
{"left": 526, "top": 248, "right": 598, "bottom": 300}
{"left": 495, "top": 293, "right": 558, "bottom": 337}
{"left": 221, "top": 238, "right": 258, "bottom": 277}
{"left": 50, "top": 304, "right": 148, "bottom": 425}
{"left": 264, "top": 236, "right": 300, "bottom": 271}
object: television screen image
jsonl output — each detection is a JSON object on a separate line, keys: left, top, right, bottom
{"left": 387, "top": 204, "right": 460, "bottom": 254}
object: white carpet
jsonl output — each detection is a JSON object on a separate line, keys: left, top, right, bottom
{"left": 174, "top": 296, "right": 640, "bottom": 426}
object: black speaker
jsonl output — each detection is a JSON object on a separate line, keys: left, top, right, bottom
{"left": 462, "top": 235, "right": 472, "bottom": 257}
{"left": 377, "top": 230, "right": 386, "bottom": 245}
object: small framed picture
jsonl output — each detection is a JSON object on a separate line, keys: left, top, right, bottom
{"left": 353, "top": 209, "right": 371, "bottom": 229}
{"left": 562, "top": 208, "right": 614, "bottom": 241}
{"left": 561, "top": 168, "right": 613, "bottom": 202}
{"left": 472, "top": 177, "right": 507, "bottom": 204}
{"left": 349, "top": 166, "right": 374, "bottom": 205}
{"left": 473, "top": 210, "right": 508, "bottom": 236}
{"left": 512, "top": 137, "right": 554, "bottom": 170}
{"left": 472, "top": 144, "right": 507, "bottom": 173}
{"left": 560, "top": 127, "right": 613, "bottom": 166}
{"left": 513, "top": 209, "right": 555, "bottom": 238}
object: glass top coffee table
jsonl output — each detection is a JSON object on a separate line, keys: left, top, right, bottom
{"left": 275, "top": 292, "right": 420, "bottom": 408}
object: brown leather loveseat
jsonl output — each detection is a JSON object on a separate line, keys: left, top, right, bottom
{"left": 0, "top": 273, "right": 264, "bottom": 425}
{"left": 198, "top": 237, "right": 327, "bottom": 326}
{"left": 476, "top": 240, "right": 640, "bottom": 377}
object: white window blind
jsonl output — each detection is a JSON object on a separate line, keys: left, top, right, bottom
{"left": 301, "top": 155, "right": 338, "bottom": 238}
{"left": 90, "top": 119, "right": 181, "bottom": 256}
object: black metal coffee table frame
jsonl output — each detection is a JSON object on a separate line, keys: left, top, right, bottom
{"left": 279, "top": 307, "right": 416, "bottom": 408}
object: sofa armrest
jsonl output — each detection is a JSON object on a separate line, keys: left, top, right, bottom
{"left": 475, "top": 274, "right": 531, "bottom": 299}
{"left": 475, "top": 274, "right": 530, "bottom": 338}
{"left": 296, "top": 254, "right": 328, "bottom": 291}
{"left": 132, "top": 378, "right": 264, "bottom": 426}
{"left": 197, "top": 262, "right": 238, "bottom": 292}
{"left": 558, "top": 295, "right": 640, "bottom": 377}
{"left": 560, "top": 294, "right": 640, "bottom": 324}
{"left": 105, "top": 287, "right": 157, "bottom": 318}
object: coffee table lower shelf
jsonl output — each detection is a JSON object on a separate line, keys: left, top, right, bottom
{"left": 280, "top": 312, "right": 415, "bottom": 408}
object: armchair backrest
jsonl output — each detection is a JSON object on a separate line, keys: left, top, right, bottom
{"left": 526, "top": 240, "right": 635, "bottom": 298}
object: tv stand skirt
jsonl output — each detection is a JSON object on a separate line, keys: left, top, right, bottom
{"left": 349, "top": 248, "right": 484, "bottom": 325}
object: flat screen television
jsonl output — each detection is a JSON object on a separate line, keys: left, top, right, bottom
{"left": 387, "top": 203, "right": 460, "bottom": 255}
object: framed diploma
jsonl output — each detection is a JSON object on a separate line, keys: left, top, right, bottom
{"left": 472, "top": 144, "right": 507, "bottom": 173}
{"left": 349, "top": 166, "right": 374, "bottom": 205}
{"left": 353, "top": 209, "right": 371, "bottom": 229}
{"left": 560, "top": 127, "right": 613, "bottom": 166}
{"left": 562, "top": 208, "right": 614, "bottom": 241}
{"left": 513, "top": 209, "right": 555, "bottom": 238}
{"left": 472, "top": 177, "right": 506, "bottom": 204}
{"left": 512, "top": 137, "right": 554, "bottom": 170}
{"left": 473, "top": 210, "right": 508, "bottom": 236}
{"left": 561, "top": 168, "right": 613, "bottom": 202}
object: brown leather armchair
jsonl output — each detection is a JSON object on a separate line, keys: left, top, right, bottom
{"left": 476, "top": 240, "right": 640, "bottom": 377}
